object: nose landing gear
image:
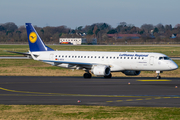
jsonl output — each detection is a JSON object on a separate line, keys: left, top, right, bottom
{"left": 156, "top": 71, "right": 162, "bottom": 79}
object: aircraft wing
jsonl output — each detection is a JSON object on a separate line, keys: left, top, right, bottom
{"left": 42, "top": 60, "right": 104, "bottom": 69}
{"left": 43, "top": 60, "right": 97, "bottom": 65}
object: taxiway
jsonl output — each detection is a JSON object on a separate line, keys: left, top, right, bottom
{"left": 0, "top": 76, "right": 179, "bottom": 107}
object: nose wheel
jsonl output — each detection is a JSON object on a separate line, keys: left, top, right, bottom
{"left": 157, "top": 74, "right": 161, "bottom": 79}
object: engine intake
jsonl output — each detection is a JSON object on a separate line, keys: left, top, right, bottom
{"left": 122, "top": 70, "right": 141, "bottom": 76}
{"left": 91, "top": 65, "right": 111, "bottom": 76}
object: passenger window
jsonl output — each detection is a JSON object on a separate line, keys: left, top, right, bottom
{"left": 95, "top": 56, "right": 96, "bottom": 58}
{"left": 127, "top": 57, "right": 129, "bottom": 59}
{"left": 62, "top": 55, "right": 64, "bottom": 57}
{"left": 131, "top": 57, "right": 133, "bottom": 59}
{"left": 138, "top": 57, "right": 140, "bottom": 59}
{"left": 113, "top": 57, "right": 115, "bottom": 59}
{"left": 117, "top": 57, "right": 119, "bottom": 59}
{"left": 120, "top": 57, "right": 122, "bottom": 59}
{"left": 69, "top": 56, "right": 70, "bottom": 58}
{"left": 65, "top": 56, "right": 67, "bottom": 58}
{"left": 110, "top": 57, "right": 112, "bottom": 59}
{"left": 91, "top": 56, "right": 93, "bottom": 58}
{"left": 81, "top": 56, "right": 83, "bottom": 58}
{"left": 88, "top": 56, "right": 89, "bottom": 58}
{"left": 55, "top": 55, "right": 57, "bottom": 57}
{"left": 106, "top": 56, "right": 108, "bottom": 59}
{"left": 142, "top": 57, "right": 144, "bottom": 59}
{"left": 84, "top": 56, "right": 86, "bottom": 58}
{"left": 124, "top": 57, "right": 126, "bottom": 59}
{"left": 59, "top": 55, "right": 61, "bottom": 57}
{"left": 98, "top": 56, "right": 100, "bottom": 58}
{"left": 135, "top": 57, "right": 136, "bottom": 59}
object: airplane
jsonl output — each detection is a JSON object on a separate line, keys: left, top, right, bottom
{"left": 8, "top": 23, "right": 178, "bottom": 79}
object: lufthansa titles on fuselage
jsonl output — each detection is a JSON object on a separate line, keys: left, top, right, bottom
{"left": 119, "top": 54, "right": 149, "bottom": 57}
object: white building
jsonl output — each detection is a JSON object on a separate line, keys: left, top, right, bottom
{"left": 59, "top": 38, "right": 87, "bottom": 45}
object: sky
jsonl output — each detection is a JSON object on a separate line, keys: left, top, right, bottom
{"left": 0, "top": 0, "right": 180, "bottom": 29}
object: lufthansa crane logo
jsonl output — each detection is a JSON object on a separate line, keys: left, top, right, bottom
{"left": 29, "top": 32, "right": 37, "bottom": 43}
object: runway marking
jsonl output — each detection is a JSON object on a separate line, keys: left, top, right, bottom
{"left": 0, "top": 87, "right": 171, "bottom": 98}
{"left": 145, "top": 98, "right": 152, "bottom": 100}
{"left": 136, "top": 99, "right": 143, "bottom": 101}
{"left": 137, "top": 80, "right": 171, "bottom": 82}
{"left": 155, "top": 97, "right": 161, "bottom": 99}
{"left": 0, "top": 80, "right": 125, "bottom": 85}
{"left": 163, "top": 97, "right": 171, "bottom": 99}
{"left": 0, "top": 94, "right": 66, "bottom": 96}
{"left": 173, "top": 97, "right": 180, "bottom": 98}
{"left": 0, "top": 86, "right": 180, "bottom": 105}
{"left": 107, "top": 96, "right": 180, "bottom": 103}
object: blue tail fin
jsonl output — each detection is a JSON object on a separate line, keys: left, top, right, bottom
{"left": 25, "top": 23, "right": 54, "bottom": 52}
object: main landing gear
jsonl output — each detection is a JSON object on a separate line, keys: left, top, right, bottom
{"left": 83, "top": 72, "right": 92, "bottom": 78}
{"left": 156, "top": 71, "right": 162, "bottom": 79}
{"left": 83, "top": 73, "right": 112, "bottom": 79}
{"left": 104, "top": 73, "right": 112, "bottom": 78}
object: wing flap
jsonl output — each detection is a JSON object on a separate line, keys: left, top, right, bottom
{"left": 42, "top": 60, "right": 95, "bottom": 66}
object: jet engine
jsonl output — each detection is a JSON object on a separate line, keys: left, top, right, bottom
{"left": 122, "top": 70, "right": 141, "bottom": 76}
{"left": 91, "top": 65, "right": 111, "bottom": 76}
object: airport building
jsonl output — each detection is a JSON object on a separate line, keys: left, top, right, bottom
{"left": 59, "top": 38, "right": 87, "bottom": 45}
{"left": 59, "top": 38, "right": 97, "bottom": 45}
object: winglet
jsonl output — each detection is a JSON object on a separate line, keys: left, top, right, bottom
{"left": 25, "top": 23, "right": 54, "bottom": 52}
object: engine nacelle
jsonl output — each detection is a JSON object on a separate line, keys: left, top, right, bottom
{"left": 122, "top": 70, "right": 141, "bottom": 76}
{"left": 91, "top": 65, "right": 111, "bottom": 76}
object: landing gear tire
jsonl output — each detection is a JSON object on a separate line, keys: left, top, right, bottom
{"left": 83, "top": 73, "right": 92, "bottom": 78}
{"left": 104, "top": 73, "right": 112, "bottom": 78}
{"left": 157, "top": 76, "right": 161, "bottom": 79}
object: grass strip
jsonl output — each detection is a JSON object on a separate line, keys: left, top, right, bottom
{"left": 0, "top": 105, "right": 180, "bottom": 120}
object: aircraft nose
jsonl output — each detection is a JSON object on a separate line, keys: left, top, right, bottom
{"left": 170, "top": 62, "right": 178, "bottom": 70}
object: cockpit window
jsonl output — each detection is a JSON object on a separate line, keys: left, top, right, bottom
{"left": 159, "top": 57, "right": 163, "bottom": 60}
{"left": 159, "top": 57, "right": 170, "bottom": 60}
{"left": 164, "top": 57, "right": 170, "bottom": 60}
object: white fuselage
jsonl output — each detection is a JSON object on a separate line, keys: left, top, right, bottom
{"left": 32, "top": 51, "right": 178, "bottom": 72}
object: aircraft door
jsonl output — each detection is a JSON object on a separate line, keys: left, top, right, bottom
{"left": 49, "top": 53, "right": 54, "bottom": 60}
{"left": 149, "top": 56, "right": 154, "bottom": 65}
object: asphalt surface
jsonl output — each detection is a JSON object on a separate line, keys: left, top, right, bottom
{"left": 0, "top": 76, "right": 180, "bottom": 107}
